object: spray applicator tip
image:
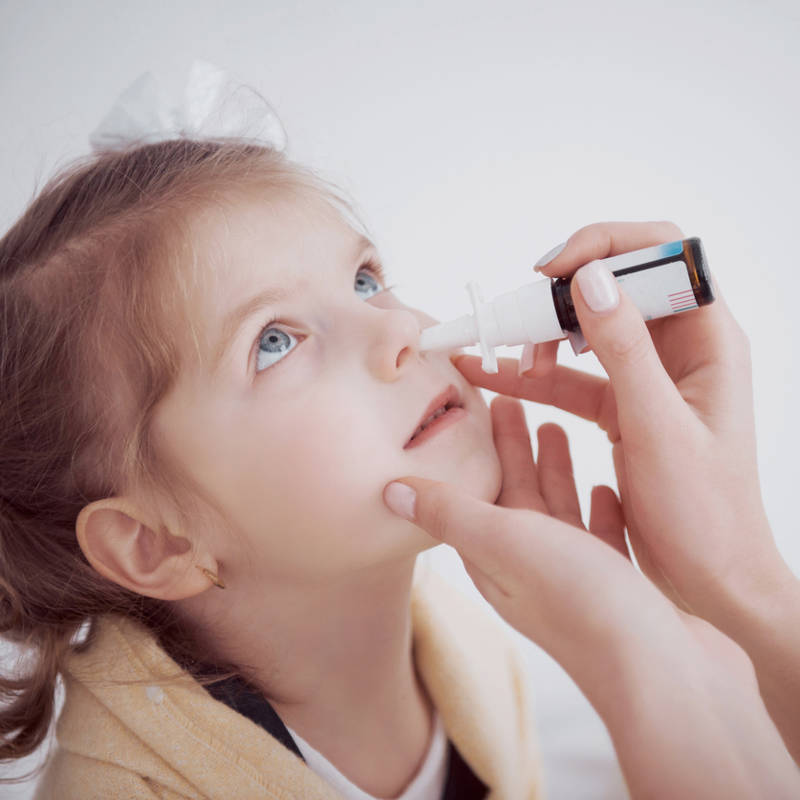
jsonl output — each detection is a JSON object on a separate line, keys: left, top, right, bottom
{"left": 418, "top": 313, "right": 476, "bottom": 352}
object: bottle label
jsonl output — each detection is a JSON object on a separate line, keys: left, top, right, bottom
{"left": 600, "top": 239, "right": 684, "bottom": 270}
{"left": 614, "top": 259, "right": 697, "bottom": 320}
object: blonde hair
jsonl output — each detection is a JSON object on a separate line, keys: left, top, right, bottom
{"left": 0, "top": 138, "right": 370, "bottom": 771}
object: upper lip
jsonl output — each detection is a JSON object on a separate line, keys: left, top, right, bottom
{"left": 404, "top": 384, "right": 463, "bottom": 447}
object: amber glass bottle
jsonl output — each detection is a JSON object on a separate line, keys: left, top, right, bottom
{"left": 551, "top": 237, "right": 715, "bottom": 333}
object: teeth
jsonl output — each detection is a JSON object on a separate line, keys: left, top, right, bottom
{"left": 423, "top": 406, "right": 447, "bottom": 426}
{"left": 411, "top": 405, "right": 449, "bottom": 440}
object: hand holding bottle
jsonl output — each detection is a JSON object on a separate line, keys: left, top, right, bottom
{"left": 453, "top": 220, "right": 788, "bottom": 621}
{"left": 451, "top": 220, "right": 800, "bottom": 761}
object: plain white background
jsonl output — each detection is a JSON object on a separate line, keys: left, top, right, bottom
{"left": 1, "top": 1, "right": 798, "bottom": 797}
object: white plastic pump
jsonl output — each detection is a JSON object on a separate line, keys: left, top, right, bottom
{"left": 418, "top": 278, "right": 580, "bottom": 373}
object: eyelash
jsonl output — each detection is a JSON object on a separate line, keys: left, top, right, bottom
{"left": 252, "top": 259, "right": 397, "bottom": 374}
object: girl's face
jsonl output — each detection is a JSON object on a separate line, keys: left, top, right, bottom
{"left": 153, "top": 189, "right": 502, "bottom": 584}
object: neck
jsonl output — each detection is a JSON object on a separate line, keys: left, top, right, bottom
{"left": 177, "top": 555, "right": 434, "bottom": 794}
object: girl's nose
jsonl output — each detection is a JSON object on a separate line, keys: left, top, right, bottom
{"left": 367, "top": 308, "right": 421, "bottom": 381}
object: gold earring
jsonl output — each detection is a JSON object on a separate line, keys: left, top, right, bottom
{"left": 196, "top": 565, "right": 226, "bottom": 589}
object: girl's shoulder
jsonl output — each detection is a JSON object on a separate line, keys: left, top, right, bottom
{"left": 412, "top": 560, "right": 526, "bottom": 669}
{"left": 34, "top": 747, "right": 195, "bottom": 799}
{"left": 41, "top": 613, "right": 354, "bottom": 800}
{"left": 411, "top": 563, "right": 543, "bottom": 798}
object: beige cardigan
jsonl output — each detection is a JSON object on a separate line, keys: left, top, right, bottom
{"left": 34, "top": 566, "right": 542, "bottom": 799}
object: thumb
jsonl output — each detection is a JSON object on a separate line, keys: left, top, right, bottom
{"left": 571, "top": 260, "right": 687, "bottom": 436}
{"left": 382, "top": 476, "right": 645, "bottom": 659}
{"left": 383, "top": 476, "right": 515, "bottom": 587}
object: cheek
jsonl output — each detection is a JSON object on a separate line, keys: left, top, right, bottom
{"left": 247, "top": 397, "right": 392, "bottom": 526}
{"left": 279, "top": 408, "right": 384, "bottom": 487}
{"left": 234, "top": 401, "right": 413, "bottom": 576}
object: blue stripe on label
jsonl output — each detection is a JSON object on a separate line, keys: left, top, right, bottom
{"left": 659, "top": 240, "right": 684, "bottom": 258}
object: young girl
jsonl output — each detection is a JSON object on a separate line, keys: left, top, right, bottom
{"left": 0, "top": 135, "right": 543, "bottom": 798}
{"left": 4, "top": 71, "right": 797, "bottom": 800}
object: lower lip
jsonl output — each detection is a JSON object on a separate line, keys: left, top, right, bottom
{"left": 403, "top": 407, "right": 468, "bottom": 450}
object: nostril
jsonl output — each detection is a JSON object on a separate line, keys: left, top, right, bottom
{"left": 396, "top": 345, "right": 413, "bottom": 369}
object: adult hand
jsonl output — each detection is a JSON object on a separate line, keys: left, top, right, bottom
{"left": 383, "top": 397, "right": 799, "bottom": 799}
{"left": 451, "top": 221, "right": 792, "bottom": 624}
{"left": 384, "top": 397, "right": 745, "bottom": 687}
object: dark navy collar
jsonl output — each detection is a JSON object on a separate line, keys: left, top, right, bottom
{"left": 203, "top": 673, "right": 487, "bottom": 799}
{"left": 205, "top": 672, "right": 305, "bottom": 760}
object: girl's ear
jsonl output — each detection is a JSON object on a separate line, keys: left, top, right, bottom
{"left": 75, "top": 499, "right": 214, "bottom": 600}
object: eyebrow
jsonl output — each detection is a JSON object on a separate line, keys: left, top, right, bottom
{"left": 211, "top": 234, "right": 376, "bottom": 373}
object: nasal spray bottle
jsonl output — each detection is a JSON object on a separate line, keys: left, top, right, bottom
{"left": 418, "top": 237, "right": 715, "bottom": 372}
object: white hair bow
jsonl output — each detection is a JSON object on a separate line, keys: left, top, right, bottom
{"left": 88, "top": 59, "right": 288, "bottom": 153}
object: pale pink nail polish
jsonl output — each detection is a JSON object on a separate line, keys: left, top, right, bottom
{"left": 534, "top": 241, "right": 566, "bottom": 271}
{"left": 575, "top": 261, "right": 619, "bottom": 313}
{"left": 384, "top": 482, "right": 416, "bottom": 521}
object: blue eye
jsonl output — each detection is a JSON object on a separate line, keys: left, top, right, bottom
{"left": 255, "top": 264, "right": 387, "bottom": 374}
{"left": 354, "top": 265, "right": 382, "bottom": 299}
{"left": 256, "top": 327, "right": 297, "bottom": 373}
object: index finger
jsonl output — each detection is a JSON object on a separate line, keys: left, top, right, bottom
{"left": 453, "top": 353, "right": 609, "bottom": 426}
{"left": 535, "top": 220, "right": 685, "bottom": 278}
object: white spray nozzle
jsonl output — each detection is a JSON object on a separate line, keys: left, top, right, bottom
{"left": 465, "top": 281, "right": 497, "bottom": 372}
{"left": 418, "top": 277, "right": 566, "bottom": 373}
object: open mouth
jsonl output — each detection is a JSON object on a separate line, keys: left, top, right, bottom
{"left": 404, "top": 384, "right": 466, "bottom": 449}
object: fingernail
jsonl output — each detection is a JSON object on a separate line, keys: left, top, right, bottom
{"left": 384, "top": 482, "right": 416, "bottom": 521}
{"left": 575, "top": 261, "right": 619, "bottom": 313}
{"left": 518, "top": 342, "right": 537, "bottom": 376}
{"left": 534, "top": 241, "right": 566, "bottom": 271}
